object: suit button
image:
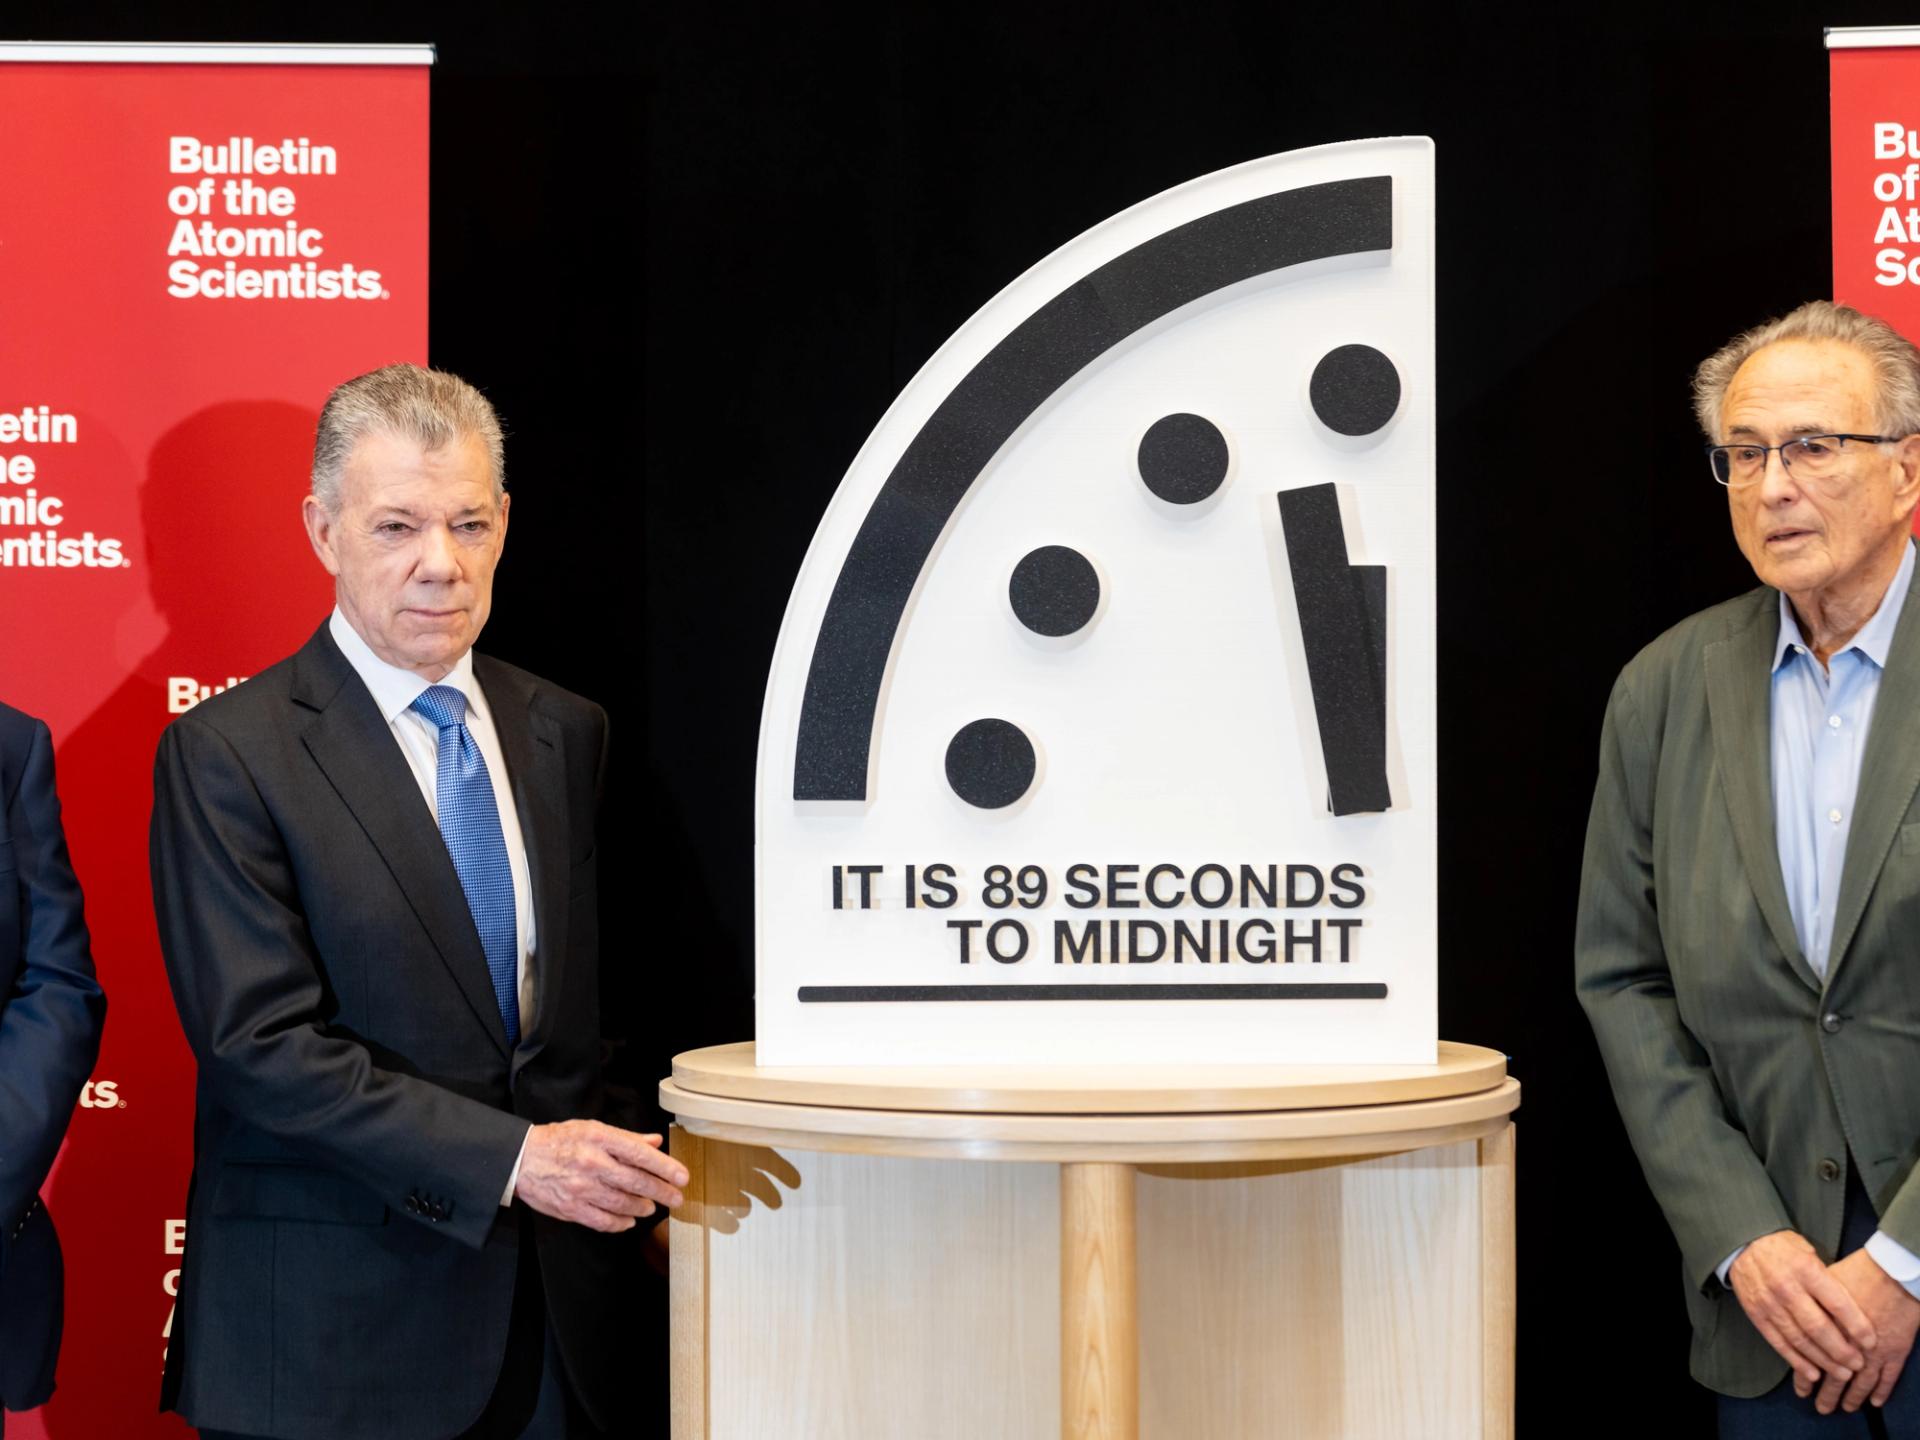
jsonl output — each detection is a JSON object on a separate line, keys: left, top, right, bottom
{"left": 1820, "top": 1158, "right": 1843, "bottom": 1182}
{"left": 1823, "top": 1013, "right": 1844, "bottom": 1034}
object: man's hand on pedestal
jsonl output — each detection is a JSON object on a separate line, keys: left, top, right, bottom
{"left": 514, "top": 1120, "right": 688, "bottom": 1232}
{"left": 1829, "top": 1249, "right": 1920, "bottom": 1414}
{"left": 1729, "top": 1230, "right": 1877, "bottom": 1402}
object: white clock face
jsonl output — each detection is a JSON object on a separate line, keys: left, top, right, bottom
{"left": 756, "top": 137, "right": 1436, "bottom": 1067}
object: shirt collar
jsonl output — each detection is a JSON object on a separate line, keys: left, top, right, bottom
{"left": 1773, "top": 539, "right": 1916, "bottom": 673}
{"left": 328, "top": 607, "right": 477, "bottom": 725}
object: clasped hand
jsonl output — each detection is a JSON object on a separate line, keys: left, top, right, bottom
{"left": 512, "top": 1119, "right": 688, "bottom": 1233}
{"left": 1730, "top": 1230, "right": 1920, "bottom": 1414}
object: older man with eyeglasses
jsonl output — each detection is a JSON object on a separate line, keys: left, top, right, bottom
{"left": 1579, "top": 300, "right": 1920, "bottom": 1438}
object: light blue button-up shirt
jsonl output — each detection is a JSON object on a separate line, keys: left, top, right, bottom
{"left": 1771, "top": 540, "right": 1915, "bottom": 980}
{"left": 1718, "top": 542, "right": 1920, "bottom": 1294}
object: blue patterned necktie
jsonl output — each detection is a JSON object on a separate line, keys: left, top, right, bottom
{"left": 410, "top": 685, "right": 519, "bottom": 1047}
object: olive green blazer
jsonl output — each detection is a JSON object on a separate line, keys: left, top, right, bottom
{"left": 1576, "top": 558, "right": 1920, "bottom": 1398}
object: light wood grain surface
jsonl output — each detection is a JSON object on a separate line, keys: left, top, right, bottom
{"left": 660, "top": 1075, "right": 1518, "bottom": 1164}
{"left": 674, "top": 1136, "right": 1508, "bottom": 1438}
{"left": 1136, "top": 1141, "right": 1484, "bottom": 1438}
{"left": 672, "top": 1040, "right": 1507, "bottom": 1114}
{"left": 665, "top": 1046, "right": 1520, "bottom": 1438}
{"left": 1480, "top": 1123, "right": 1516, "bottom": 1440}
{"left": 668, "top": 1126, "right": 707, "bottom": 1440}
{"left": 695, "top": 1145, "right": 1061, "bottom": 1438}
{"left": 1062, "top": 1163, "right": 1138, "bottom": 1440}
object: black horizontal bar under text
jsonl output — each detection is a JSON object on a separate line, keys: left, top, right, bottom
{"left": 797, "top": 983, "right": 1388, "bottom": 1003}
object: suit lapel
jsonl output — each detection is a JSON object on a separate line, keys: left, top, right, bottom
{"left": 1828, "top": 566, "right": 1920, "bottom": 988}
{"left": 477, "top": 656, "right": 570, "bottom": 1076}
{"left": 291, "top": 625, "right": 512, "bottom": 1059}
{"left": 1704, "top": 598, "right": 1822, "bottom": 994}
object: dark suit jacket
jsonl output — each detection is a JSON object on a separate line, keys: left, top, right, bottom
{"left": 0, "top": 702, "right": 105, "bottom": 1423}
{"left": 1577, "top": 564, "right": 1920, "bottom": 1397}
{"left": 151, "top": 622, "right": 641, "bottom": 1440}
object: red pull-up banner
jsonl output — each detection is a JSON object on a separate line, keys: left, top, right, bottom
{"left": 1830, "top": 27, "right": 1920, "bottom": 337}
{"left": 0, "top": 42, "right": 430, "bottom": 1438}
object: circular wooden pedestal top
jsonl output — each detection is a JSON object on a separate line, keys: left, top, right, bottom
{"left": 660, "top": 1041, "right": 1518, "bottom": 1164}
{"left": 671, "top": 1040, "right": 1507, "bottom": 1113}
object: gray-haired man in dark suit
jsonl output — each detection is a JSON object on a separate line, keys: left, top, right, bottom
{"left": 153, "top": 365, "right": 684, "bottom": 1440}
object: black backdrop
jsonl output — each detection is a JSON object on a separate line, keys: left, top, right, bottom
{"left": 19, "top": 0, "right": 1897, "bottom": 1430}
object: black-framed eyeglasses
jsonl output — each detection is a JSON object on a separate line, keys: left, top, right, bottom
{"left": 1706, "top": 433, "right": 1902, "bottom": 487}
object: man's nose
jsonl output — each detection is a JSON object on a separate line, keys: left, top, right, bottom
{"left": 414, "top": 524, "right": 461, "bottom": 578}
{"left": 1756, "top": 446, "right": 1802, "bottom": 503}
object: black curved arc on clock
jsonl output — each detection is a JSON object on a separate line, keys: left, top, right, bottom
{"left": 793, "top": 174, "right": 1395, "bottom": 801}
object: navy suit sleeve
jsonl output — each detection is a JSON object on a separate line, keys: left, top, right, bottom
{"left": 0, "top": 717, "right": 106, "bottom": 1227}
{"left": 150, "top": 717, "right": 528, "bottom": 1249}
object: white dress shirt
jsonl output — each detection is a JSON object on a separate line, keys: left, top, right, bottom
{"left": 328, "top": 609, "right": 534, "bottom": 1203}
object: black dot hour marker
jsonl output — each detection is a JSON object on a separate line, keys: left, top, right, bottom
{"left": 945, "top": 718, "right": 1037, "bottom": 809}
{"left": 1309, "top": 344, "right": 1400, "bottom": 435}
{"left": 1009, "top": 545, "right": 1101, "bottom": 637}
{"left": 1137, "top": 412, "right": 1230, "bottom": 505}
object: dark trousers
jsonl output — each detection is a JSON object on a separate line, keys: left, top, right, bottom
{"left": 1719, "top": 1166, "right": 1920, "bottom": 1438}
{"left": 202, "top": 1215, "right": 599, "bottom": 1440}
{"left": 198, "top": 1334, "right": 586, "bottom": 1440}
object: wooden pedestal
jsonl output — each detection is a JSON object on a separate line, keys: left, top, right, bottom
{"left": 663, "top": 1043, "right": 1518, "bottom": 1440}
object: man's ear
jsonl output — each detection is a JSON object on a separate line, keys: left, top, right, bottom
{"left": 302, "top": 494, "right": 343, "bottom": 576}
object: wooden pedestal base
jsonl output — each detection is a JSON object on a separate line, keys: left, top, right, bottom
{"left": 664, "top": 1043, "right": 1517, "bottom": 1439}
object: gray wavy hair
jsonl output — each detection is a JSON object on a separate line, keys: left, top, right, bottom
{"left": 1692, "top": 300, "right": 1920, "bottom": 440}
{"left": 310, "top": 363, "right": 506, "bottom": 512}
